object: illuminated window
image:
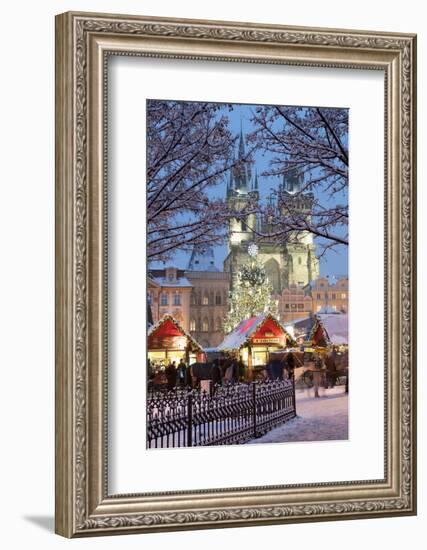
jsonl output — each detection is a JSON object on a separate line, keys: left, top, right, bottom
{"left": 341, "top": 293, "right": 347, "bottom": 299}
{"left": 202, "top": 293, "right": 209, "bottom": 305}
{"left": 190, "top": 319, "right": 196, "bottom": 331}
{"left": 215, "top": 317, "right": 222, "bottom": 331}
{"left": 202, "top": 318, "right": 209, "bottom": 332}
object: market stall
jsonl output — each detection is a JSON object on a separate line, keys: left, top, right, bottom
{"left": 147, "top": 314, "right": 204, "bottom": 371}
{"left": 217, "top": 313, "right": 294, "bottom": 380}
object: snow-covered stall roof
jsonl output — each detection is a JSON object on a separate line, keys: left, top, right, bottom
{"left": 217, "top": 313, "right": 293, "bottom": 351}
{"left": 148, "top": 314, "right": 203, "bottom": 352}
{"left": 317, "top": 313, "right": 349, "bottom": 345}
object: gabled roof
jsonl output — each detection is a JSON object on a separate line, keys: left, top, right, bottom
{"left": 148, "top": 314, "right": 203, "bottom": 352}
{"left": 187, "top": 245, "right": 219, "bottom": 272}
{"left": 318, "top": 313, "right": 348, "bottom": 345}
{"left": 217, "top": 313, "right": 293, "bottom": 351}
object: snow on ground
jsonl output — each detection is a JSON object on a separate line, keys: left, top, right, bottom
{"left": 249, "top": 386, "right": 348, "bottom": 444}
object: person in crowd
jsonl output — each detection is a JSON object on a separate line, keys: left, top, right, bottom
{"left": 165, "top": 361, "right": 177, "bottom": 390}
{"left": 324, "top": 352, "right": 337, "bottom": 389}
{"left": 211, "top": 359, "right": 222, "bottom": 386}
{"left": 286, "top": 352, "right": 295, "bottom": 381}
{"left": 177, "top": 359, "right": 187, "bottom": 387}
{"left": 224, "top": 360, "right": 235, "bottom": 383}
{"left": 313, "top": 353, "right": 325, "bottom": 398}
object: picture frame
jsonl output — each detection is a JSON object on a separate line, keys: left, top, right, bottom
{"left": 55, "top": 11, "right": 417, "bottom": 537}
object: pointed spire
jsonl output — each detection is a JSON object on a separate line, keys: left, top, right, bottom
{"left": 253, "top": 170, "right": 259, "bottom": 191}
{"left": 238, "top": 119, "right": 245, "bottom": 158}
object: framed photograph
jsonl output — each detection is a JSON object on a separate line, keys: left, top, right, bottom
{"left": 55, "top": 11, "right": 417, "bottom": 537}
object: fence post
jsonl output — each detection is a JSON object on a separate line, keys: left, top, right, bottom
{"left": 291, "top": 373, "right": 296, "bottom": 416}
{"left": 252, "top": 382, "right": 257, "bottom": 438}
{"left": 187, "top": 393, "right": 193, "bottom": 447}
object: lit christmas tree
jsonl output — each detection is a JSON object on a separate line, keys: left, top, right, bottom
{"left": 224, "top": 243, "right": 279, "bottom": 333}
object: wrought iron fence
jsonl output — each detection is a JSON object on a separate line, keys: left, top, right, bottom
{"left": 146, "top": 379, "right": 296, "bottom": 448}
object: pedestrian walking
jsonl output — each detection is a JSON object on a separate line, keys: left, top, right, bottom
{"left": 177, "top": 359, "right": 187, "bottom": 387}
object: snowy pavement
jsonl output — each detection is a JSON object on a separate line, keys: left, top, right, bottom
{"left": 249, "top": 386, "right": 348, "bottom": 444}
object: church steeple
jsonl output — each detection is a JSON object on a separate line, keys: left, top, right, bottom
{"left": 253, "top": 170, "right": 259, "bottom": 191}
{"left": 232, "top": 121, "right": 252, "bottom": 192}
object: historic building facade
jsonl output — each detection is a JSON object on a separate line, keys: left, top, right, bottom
{"left": 185, "top": 246, "right": 230, "bottom": 348}
{"left": 147, "top": 266, "right": 192, "bottom": 331}
{"left": 278, "top": 283, "right": 313, "bottom": 324}
{"left": 223, "top": 130, "right": 319, "bottom": 294}
{"left": 310, "top": 276, "right": 349, "bottom": 314}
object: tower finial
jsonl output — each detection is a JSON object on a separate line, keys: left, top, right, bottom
{"left": 253, "top": 169, "right": 259, "bottom": 191}
{"left": 238, "top": 119, "right": 245, "bottom": 158}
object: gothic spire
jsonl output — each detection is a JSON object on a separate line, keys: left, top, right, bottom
{"left": 238, "top": 119, "right": 245, "bottom": 158}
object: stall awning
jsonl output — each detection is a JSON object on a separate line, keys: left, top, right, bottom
{"left": 217, "top": 313, "right": 294, "bottom": 352}
{"left": 148, "top": 315, "right": 203, "bottom": 352}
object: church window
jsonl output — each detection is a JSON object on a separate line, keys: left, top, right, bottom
{"left": 190, "top": 319, "right": 196, "bottom": 331}
{"left": 202, "top": 318, "right": 209, "bottom": 332}
{"left": 160, "top": 293, "right": 168, "bottom": 306}
{"left": 202, "top": 292, "right": 209, "bottom": 305}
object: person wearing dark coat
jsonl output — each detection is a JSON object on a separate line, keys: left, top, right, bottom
{"left": 286, "top": 352, "right": 296, "bottom": 381}
{"left": 211, "top": 359, "right": 222, "bottom": 386}
{"left": 165, "top": 361, "right": 177, "bottom": 389}
{"left": 177, "top": 359, "right": 187, "bottom": 387}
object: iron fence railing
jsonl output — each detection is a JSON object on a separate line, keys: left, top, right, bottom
{"left": 146, "top": 379, "right": 296, "bottom": 448}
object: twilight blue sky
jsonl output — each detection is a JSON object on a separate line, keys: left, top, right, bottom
{"left": 156, "top": 102, "right": 348, "bottom": 278}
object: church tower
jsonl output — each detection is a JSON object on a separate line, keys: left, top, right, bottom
{"left": 223, "top": 132, "right": 319, "bottom": 294}
{"left": 223, "top": 127, "right": 259, "bottom": 289}
{"left": 279, "top": 167, "right": 320, "bottom": 286}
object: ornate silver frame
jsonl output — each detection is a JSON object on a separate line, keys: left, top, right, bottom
{"left": 55, "top": 11, "right": 417, "bottom": 537}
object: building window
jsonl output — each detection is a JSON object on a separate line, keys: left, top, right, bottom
{"left": 160, "top": 293, "right": 168, "bottom": 306}
{"left": 202, "top": 318, "right": 209, "bottom": 332}
{"left": 215, "top": 317, "right": 222, "bottom": 331}
{"left": 332, "top": 293, "right": 336, "bottom": 300}
{"left": 190, "top": 292, "right": 196, "bottom": 305}
{"left": 202, "top": 293, "right": 209, "bottom": 305}
{"left": 285, "top": 304, "right": 290, "bottom": 310}
{"left": 190, "top": 319, "right": 196, "bottom": 331}
{"left": 215, "top": 293, "right": 221, "bottom": 305}
{"left": 317, "top": 293, "right": 321, "bottom": 300}
{"left": 341, "top": 293, "right": 347, "bottom": 299}
{"left": 298, "top": 304, "right": 304, "bottom": 310}
{"left": 173, "top": 292, "right": 181, "bottom": 306}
